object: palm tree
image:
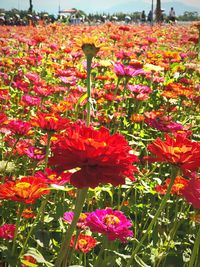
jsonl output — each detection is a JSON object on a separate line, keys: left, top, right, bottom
{"left": 155, "top": 0, "right": 162, "bottom": 22}
{"left": 29, "top": 0, "right": 33, "bottom": 13}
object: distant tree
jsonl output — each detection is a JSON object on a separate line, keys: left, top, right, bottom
{"left": 178, "top": 11, "right": 199, "bottom": 21}
{"left": 29, "top": 0, "right": 33, "bottom": 13}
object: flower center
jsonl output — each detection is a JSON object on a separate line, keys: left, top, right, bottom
{"left": 79, "top": 239, "right": 87, "bottom": 246}
{"left": 173, "top": 146, "right": 191, "bottom": 154}
{"left": 86, "top": 138, "right": 107, "bottom": 149}
{"left": 45, "top": 116, "right": 58, "bottom": 121}
{"left": 48, "top": 174, "right": 57, "bottom": 180}
{"left": 79, "top": 213, "right": 87, "bottom": 220}
{"left": 104, "top": 214, "right": 120, "bottom": 226}
{"left": 16, "top": 182, "right": 31, "bottom": 189}
{"left": 34, "top": 149, "right": 43, "bottom": 155}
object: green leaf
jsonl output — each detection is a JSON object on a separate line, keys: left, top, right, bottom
{"left": 75, "top": 93, "right": 87, "bottom": 112}
{"left": 134, "top": 255, "right": 151, "bottom": 267}
{"left": 24, "top": 248, "right": 54, "bottom": 267}
{"left": 20, "top": 260, "right": 38, "bottom": 267}
{"left": 104, "top": 249, "right": 131, "bottom": 260}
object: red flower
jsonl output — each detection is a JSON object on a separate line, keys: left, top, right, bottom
{"left": 155, "top": 176, "right": 188, "bottom": 196}
{"left": 182, "top": 179, "right": 200, "bottom": 209}
{"left": 147, "top": 134, "right": 200, "bottom": 171}
{"left": 49, "top": 123, "right": 138, "bottom": 188}
{"left": 0, "top": 176, "right": 49, "bottom": 204}
{"left": 30, "top": 112, "right": 69, "bottom": 132}
{"left": 0, "top": 113, "right": 7, "bottom": 124}
{"left": 70, "top": 233, "right": 97, "bottom": 253}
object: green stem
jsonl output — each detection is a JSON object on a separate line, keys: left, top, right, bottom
{"left": 55, "top": 187, "right": 88, "bottom": 267}
{"left": 2, "top": 138, "right": 20, "bottom": 181}
{"left": 86, "top": 56, "right": 92, "bottom": 127}
{"left": 84, "top": 253, "right": 87, "bottom": 267}
{"left": 11, "top": 203, "right": 24, "bottom": 257}
{"left": 94, "top": 236, "right": 108, "bottom": 267}
{"left": 19, "top": 199, "right": 47, "bottom": 258}
{"left": 126, "top": 172, "right": 177, "bottom": 267}
{"left": 189, "top": 226, "right": 200, "bottom": 267}
{"left": 119, "top": 183, "right": 135, "bottom": 210}
{"left": 44, "top": 132, "right": 52, "bottom": 169}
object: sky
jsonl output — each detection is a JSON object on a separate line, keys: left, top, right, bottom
{"left": 0, "top": 0, "right": 200, "bottom": 15}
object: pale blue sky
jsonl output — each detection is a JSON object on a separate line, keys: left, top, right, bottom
{"left": 0, "top": 0, "right": 199, "bottom": 15}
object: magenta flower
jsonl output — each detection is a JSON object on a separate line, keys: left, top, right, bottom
{"left": 145, "top": 117, "right": 184, "bottom": 132}
{"left": 0, "top": 224, "right": 16, "bottom": 240}
{"left": 114, "top": 62, "right": 144, "bottom": 78}
{"left": 86, "top": 208, "right": 133, "bottom": 242}
{"left": 25, "top": 146, "right": 46, "bottom": 160}
{"left": 6, "top": 119, "right": 33, "bottom": 136}
{"left": 35, "top": 168, "right": 71, "bottom": 185}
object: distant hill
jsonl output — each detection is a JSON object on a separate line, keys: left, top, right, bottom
{"left": 100, "top": 0, "right": 200, "bottom": 15}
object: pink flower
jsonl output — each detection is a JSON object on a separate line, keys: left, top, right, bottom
{"left": 21, "top": 95, "right": 41, "bottom": 106}
{"left": 35, "top": 168, "right": 71, "bottom": 185}
{"left": 127, "top": 84, "right": 152, "bottom": 94}
{"left": 0, "top": 224, "right": 16, "bottom": 240}
{"left": 114, "top": 62, "right": 144, "bottom": 78}
{"left": 86, "top": 208, "right": 133, "bottom": 242}
{"left": 60, "top": 76, "right": 77, "bottom": 86}
{"left": 63, "top": 211, "right": 88, "bottom": 229}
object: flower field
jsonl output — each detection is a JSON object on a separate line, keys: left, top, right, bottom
{"left": 0, "top": 22, "right": 200, "bottom": 267}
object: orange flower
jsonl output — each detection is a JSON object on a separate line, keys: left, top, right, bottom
{"left": 130, "top": 114, "right": 145, "bottom": 123}
{"left": 21, "top": 208, "right": 36, "bottom": 219}
{"left": 70, "top": 233, "right": 97, "bottom": 253}
{"left": 155, "top": 176, "right": 188, "bottom": 195}
{"left": 0, "top": 176, "right": 49, "bottom": 204}
{"left": 148, "top": 134, "right": 200, "bottom": 172}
